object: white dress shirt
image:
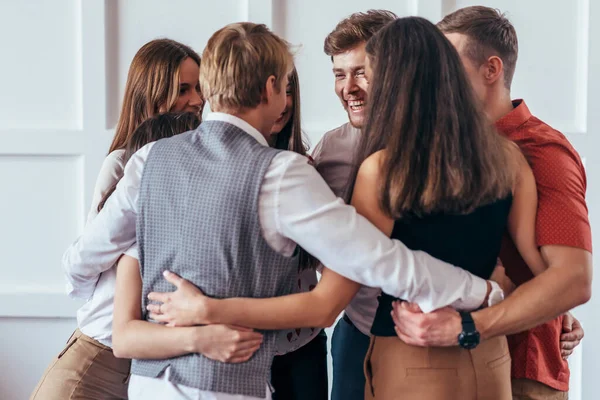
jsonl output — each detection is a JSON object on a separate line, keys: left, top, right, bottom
{"left": 77, "top": 149, "right": 125, "bottom": 347}
{"left": 63, "top": 112, "right": 489, "bottom": 399}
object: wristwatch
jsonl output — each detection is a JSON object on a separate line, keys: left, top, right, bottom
{"left": 457, "top": 312, "right": 480, "bottom": 349}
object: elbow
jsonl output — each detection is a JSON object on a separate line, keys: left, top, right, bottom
{"left": 317, "top": 309, "right": 342, "bottom": 328}
{"left": 576, "top": 275, "right": 592, "bottom": 306}
{"left": 111, "top": 330, "right": 132, "bottom": 359}
{"left": 571, "top": 265, "right": 592, "bottom": 307}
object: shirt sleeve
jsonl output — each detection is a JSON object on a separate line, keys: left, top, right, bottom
{"left": 124, "top": 244, "right": 139, "bottom": 260}
{"left": 272, "top": 153, "right": 488, "bottom": 312}
{"left": 529, "top": 141, "right": 592, "bottom": 252}
{"left": 62, "top": 144, "right": 153, "bottom": 299}
{"left": 85, "top": 150, "right": 125, "bottom": 225}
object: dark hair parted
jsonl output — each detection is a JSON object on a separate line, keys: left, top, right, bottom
{"left": 351, "top": 17, "right": 515, "bottom": 219}
{"left": 98, "top": 112, "right": 201, "bottom": 212}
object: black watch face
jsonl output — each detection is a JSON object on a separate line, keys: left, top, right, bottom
{"left": 458, "top": 331, "right": 480, "bottom": 349}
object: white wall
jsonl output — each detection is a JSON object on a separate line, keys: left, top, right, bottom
{"left": 1, "top": 1, "right": 598, "bottom": 399}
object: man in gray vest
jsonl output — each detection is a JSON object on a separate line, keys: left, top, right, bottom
{"left": 63, "top": 22, "right": 502, "bottom": 399}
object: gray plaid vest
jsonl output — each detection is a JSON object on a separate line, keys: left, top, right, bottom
{"left": 131, "top": 120, "right": 299, "bottom": 398}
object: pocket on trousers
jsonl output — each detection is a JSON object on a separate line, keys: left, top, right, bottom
{"left": 487, "top": 352, "right": 511, "bottom": 370}
{"left": 57, "top": 337, "right": 78, "bottom": 359}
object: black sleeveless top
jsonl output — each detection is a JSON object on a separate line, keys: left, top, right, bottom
{"left": 370, "top": 196, "right": 513, "bottom": 337}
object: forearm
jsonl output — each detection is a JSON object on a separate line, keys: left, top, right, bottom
{"left": 282, "top": 198, "right": 487, "bottom": 313}
{"left": 64, "top": 152, "right": 142, "bottom": 299}
{"left": 207, "top": 291, "right": 336, "bottom": 329}
{"left": 474, "top": 264, "right": 591, "bottom": 339}
{"left": 113, "top": 320, "right": 197, "bottom": 359}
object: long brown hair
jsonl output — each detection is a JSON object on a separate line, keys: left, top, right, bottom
{"left": 108, "top": 39, "right": 201, "bottom": 154}
{"left": 351, "top": 17, "right": 515, "bottom": 219}
{"left": 274, "top": 68, "right": 309, "bottom": 155}
{"left": 98, "top": 112, "right": 201, "bottom": 212}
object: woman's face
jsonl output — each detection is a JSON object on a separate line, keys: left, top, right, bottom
{"left": 172, "top": 57, "right": 204, "bottom": 117}
{"left": 270, "top": 81, "right": 293, "bottom": 135}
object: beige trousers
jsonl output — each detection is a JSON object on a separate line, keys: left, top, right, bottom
{"left": 31, "top": 329, "right": 131, "bottom": 400}
{"left": 365, "top": 335, "right": 512, "bottom": 400}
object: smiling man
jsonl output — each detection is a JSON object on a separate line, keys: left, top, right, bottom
{"left": 310, "top": 10, "right": 397, "bottom": 400}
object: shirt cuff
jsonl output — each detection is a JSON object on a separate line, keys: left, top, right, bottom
{"left": 455, "top": 276, "right": 488, "bottom": 312}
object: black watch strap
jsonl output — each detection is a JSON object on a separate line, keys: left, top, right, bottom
{"left": 459, "top": 311, "right": 476, "bottom": 332}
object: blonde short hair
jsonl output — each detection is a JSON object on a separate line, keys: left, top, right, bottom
{"left": 200, "top": 22, "right": 294, "bottom": 111}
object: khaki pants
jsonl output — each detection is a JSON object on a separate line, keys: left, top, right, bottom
{"left": 512, "top": 378, "right": 568, "bottom": 400}
{"left": 365, "top": 335, "right": 512, "bottom": 400}
{"left": 31, "top": 329, "right": 131, "bottom": 400}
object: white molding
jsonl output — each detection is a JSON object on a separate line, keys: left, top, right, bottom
{"left": 0, "top": 291, "right": 82, "bottom": 318}
{"left": 245, "top": 0, "right": 273, "bottom": 28}
{"left": 0, "top": 131, "right": 85, "bottom": 155}
{"left": 80, "top": 0, "right": 112, "bottom": 223}
{"left": 81, "top": 0, "right": 107, "bottom": 131}
{"left": 573, "top": 0, "right": 590, "bottom": 134}
{"left": 441, "top": 0, "right": 457, "bottom": 17}
{"left": 415, "top": 0, "right": 444, "bottom": 22}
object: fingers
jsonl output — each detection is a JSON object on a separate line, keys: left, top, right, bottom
{"left": 227, "top": 345, "right": 261, "bottom": 363}
{"left": 562, "top": 349, "right": 573, "bottom": 359}
{"left": 147, "top": 292, "right": 169, "bottom": 303}
{"left": 391, "top": 307, "right": 424, "bottom": 346}
{"left": 163, "top": 270, "right": 185, "bottom": 288}
{"left": 146, "top": 303, "right": 163, "bottom": 314}
{"left": 227, "top": 325, "right": 254, "bottom": 332}
{"left": 148, "top": 312, "right": 171, "bottom": 324}
{"left": 562, "top": 313, "right": 574, "bottom": 332}
{"left": 236, "top": 330, "right": 264, "bottom": 342}
{"left": 571, "top": 319, "right": 584, "bottom": 340}
{"left": 400, "top": 301, "right": 423, "bottom": 313}
{"left": 394, "top": 326, "right": 425, "bottom": 347}
{"left": 232, "top": 339, "right": 263, "bottom": 351}
{"left": 561, "top": 332, "right": 583, "bottom": 342}
{"left": 560, "top": 339, "right": 580, "bottom": 352}
{"left": 562, "top": 346, "right": 576, "bottom": 359}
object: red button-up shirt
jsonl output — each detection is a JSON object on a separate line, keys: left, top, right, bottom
{"left": 497, "top": 100, "right": 592, "bottom": 391}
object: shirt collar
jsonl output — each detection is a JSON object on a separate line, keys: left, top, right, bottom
{"left": 204, "top": 112, "right": 269, "bottom": 147}
{"left": 494, "top": 99, "right": 532, "bottom": 136}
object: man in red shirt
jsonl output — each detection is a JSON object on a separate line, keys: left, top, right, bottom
{"left": 393, "top": 6, "right": 592, "bottom": 399}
